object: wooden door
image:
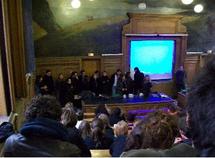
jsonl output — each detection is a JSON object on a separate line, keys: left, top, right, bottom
{"left": 82, "top": 58, "right": 101, "bottom": 76}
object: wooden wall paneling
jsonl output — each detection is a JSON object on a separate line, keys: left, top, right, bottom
{"left": 184, "top": 55, "right": 200, "bottom": 85}
{"left": 36, "top": 57, "right": 81, "bottom": 79}
{"left": 81, "top": 57, "right": 101, "bottom": 76}
{"left": 102, "top": 56, "right": 123, "bottom": 75}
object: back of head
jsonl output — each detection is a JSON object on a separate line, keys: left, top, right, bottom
{"left": 91, "top": 118, "right": 104, "bottom": 147}
{"left": 187, "top": 56, "right": 215, "bottom": 154}
{"left": 61, "top": 107, "right": 77, "bottom": 128}
{"left": 125, "top": 111, "right": 178, "bottom": 151}
{"left": 79, "top": 120, "right": 91, "bottom": 139}
{"left": 114, "top": 120, "right": 128, "bottom": 136}
{"left": 25, "top": 95, "right": 61, "bottom": 121}
{"left": 98, "top": 113, "right": 110, "bottom": 128}
{"left": 112, "top": 107, "right": 121, "bottom": 117}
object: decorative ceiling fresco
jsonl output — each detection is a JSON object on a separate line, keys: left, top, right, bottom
{"left": 32, "top": 0, "right": 215, "bottom": 57}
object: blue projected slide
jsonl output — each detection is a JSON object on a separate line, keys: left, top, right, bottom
{"left": 130, "top": 40, "right": 174, "bottom": 80}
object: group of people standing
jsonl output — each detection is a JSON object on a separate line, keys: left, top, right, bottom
{"left": 35, "top": 67, "right": 152, "bottom": 106}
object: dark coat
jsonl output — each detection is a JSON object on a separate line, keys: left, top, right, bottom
{"left": 67, "top": 127, "right": 91, "bottom": 157}
{"left": 100, "top": 75, "right": 111, "bottom": 95}
{"left": 110, "top": 135, "right": 127, "bottom": 157}
{"left": 3, "top": 117, "right": 80, "bottom": 157}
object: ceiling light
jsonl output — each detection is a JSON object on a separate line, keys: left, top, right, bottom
{"left": 194, "top": 4, "right": 204, "bottom": 13}
{"left": 138, "top": 3, "right": 146, "bottom": 10}
{"left": 181, "top": 0, "right": 193, "bottom": 5}
{"left": 71, "top": 0, "right": 81, "bottom": 9}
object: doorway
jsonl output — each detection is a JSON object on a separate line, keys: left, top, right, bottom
{"left": 81, "top": 58, "right": 101, "bottom": 76}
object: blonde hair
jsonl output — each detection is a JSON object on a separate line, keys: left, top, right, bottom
{"left": 61, "top": 107, "right": 77, "bottom": 127}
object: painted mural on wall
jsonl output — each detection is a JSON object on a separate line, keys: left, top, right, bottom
{"left": 32, "top": 0, "right": 215, "bottom": 57}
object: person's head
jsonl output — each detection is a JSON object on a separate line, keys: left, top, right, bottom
{"left": 179, "top": 65, "right": 184, "bottom": 71}
{"left": 35, "top": 75, "right": 43, "bottom": 84}
{"left": 122, "top": 75, "right": 126, "bottom": 81}
{"left": 80, "top": 69, "right": 85, "bottom": 75}
{"left": 187, "top": 56, "right": 215, "bottom": 154}
{"left": 125, "top": 111, "right": 178, "bottom": 151}
{"left": 79, "top": 120, "right": 91, "bottom": 139}
{"left": 25, "top": 95, "right": 61, "bottom": 121}
{"left": 64, "top": 102, "right": 74, "bottom": 109}
{"left": 102, "top": 71, "right": 107, "bottom": 76}
{"left": 111, "top": 107, "right": 121, "bottom": 117}
{"left": 98, "top": 113, "right": 110, "bottom": 128}
{"left": 114, "top": 120, "right": 128, "bottom": 137}
{"left": 67, "top": 78, "right": 72, "bottom": 84}
{"left": 91, "top": 118, "right": 104, "bottom": 145}
{"left": 116, "top": 69, "right": 121, "bottom": 75}
{"left": 95, "top": 104, "right": 108, "bottom": 116}
{"left": 144, "top": 75, "right": 151, "bottom": 82}
{"left": 125, "top": 71, "right": 131, "bottom": 78}
{"left": 61, "top": 107, "right": 77, "bottom": 128}
{"left": 58, "top": 73, "right": 64, "bottom": 80}
{"left": 126, "top": 112, "right": 135, "bottom": 123}
{"left": 46, "top": 70, "right": 51, "bottom": 76}
{"left": 134, "top": 67, "right": 140, "bottom": 73}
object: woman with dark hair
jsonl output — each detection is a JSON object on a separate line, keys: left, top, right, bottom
{"left": 61, "top": 107, "right": 91, "bottom": 157}
{"left": 134, "top": 67, "right": 144, "bottom": 95}
{"left": 98, "top": 113, "right": 114, "bottom": 142}
{"left": 55, "top": 73, "right": 66, "bottom": 106}
{"left": 63, "top": 78, "right": 74, "bottom": 106}
{"left": 90, "top": 118, "right": 113, "bottom": 149}
{"left": 95, "top": 104, "right": 110, "bottom": 117}
{"left": 109, "top": 107, "right": 125, "bottom": 126}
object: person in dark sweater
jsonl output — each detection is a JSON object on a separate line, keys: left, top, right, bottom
{"left": 90, "top": 118, "right": 113, "bottom": 149}
{"left": 89, "top": 71, "right": 100, "bottom": 96}
{"left": 43, "top": 70, "right": 54, "bottom": 95}
{"left": 142, "top": 75, "right": 152, "bottom": 98}
{"left": 3, "top": 95, "right": 80, "bottom": 157}
{"left": 175, "top": 66, "right": 186, "bottom": 92}
{"left": 134, "top": 67, "right": 144, "bottom": 95}
{"left": 55, "top": 73, "right": 66, "bottom": 106}
{"left": 110, "top": 120, "right": 128, "bottom": 157}
{"left": 79, "top": 70, "right": 89, "bottom": 92}
{"left": 61, "top": 106, "right": 91, "bottom": 157}
{"left": 100, "top": 71, "right": 111, "bottom": 96}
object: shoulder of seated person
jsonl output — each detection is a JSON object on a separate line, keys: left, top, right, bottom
{"left": 120, "top": 148, "right": 164, "bottom": 157}
{"left": 163, "top": 143, "right": 198, "bottom": 157}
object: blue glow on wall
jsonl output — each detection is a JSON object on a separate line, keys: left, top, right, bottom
{"left": 130, "top": 40, "right": 175, "bottom": 80}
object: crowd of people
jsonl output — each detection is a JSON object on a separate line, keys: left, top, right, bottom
{"left": 35, "top": 67, "right": 152, "bottom": 106}
{"left": 3, "top": 57, "right": 215, "bottom": 157}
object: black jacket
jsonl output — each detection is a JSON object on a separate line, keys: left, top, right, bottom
{"left": 3, "top": 117, "right": 80, "bottom": 157}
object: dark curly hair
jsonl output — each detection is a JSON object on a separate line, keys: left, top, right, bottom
{"left": 187, "top": 55, "right": 215, "bottom": 156}
{"left": 25, "top": 95, "right": 61, "bottom": 121}
{"left": 125, "top": 111, "right": 178, "bottom": 151}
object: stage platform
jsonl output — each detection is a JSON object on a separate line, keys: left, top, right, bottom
{"left": 83, "top": 93, "right": 175, "bottom": 118}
